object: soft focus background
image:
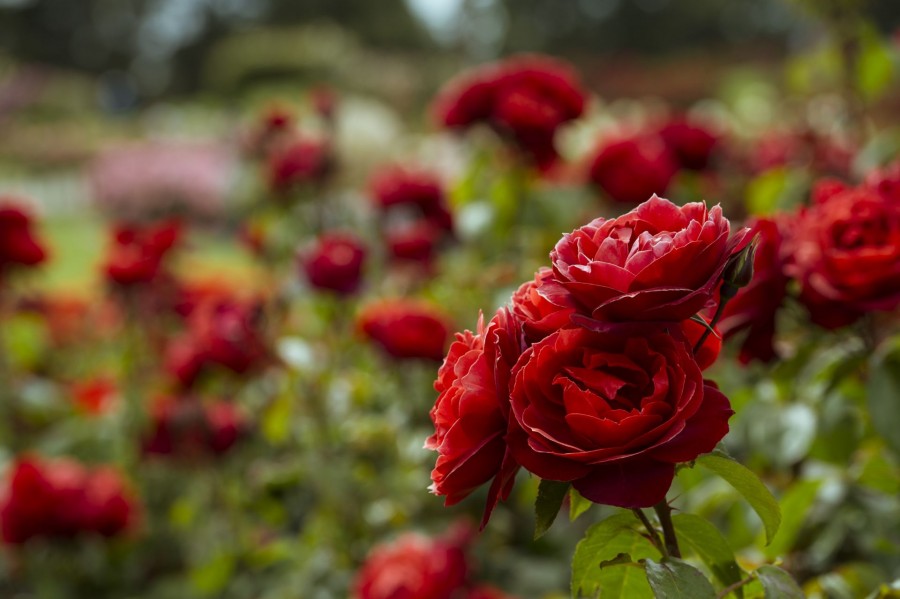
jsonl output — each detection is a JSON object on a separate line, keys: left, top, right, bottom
{"left": 2, "top": 1, "right": 900, "bottom": 598}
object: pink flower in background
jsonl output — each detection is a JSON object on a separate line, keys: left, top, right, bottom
{"left": 433, "top": 55, "right": 586, "bottom": 170}
{"left": 89, "top": 142, "right": 234, "bottom": 219}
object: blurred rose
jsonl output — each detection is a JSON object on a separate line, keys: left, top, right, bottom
{"left": 787, "top": 185, "right": 900, "bottom": 329}
{"left": 0, "top": 199, "right": 47, "bottom": 276}
{"left": 545, "top": 195, "right": 748, "bottom": 322}
{"left": 0, "top": 456, "right": 136, "bottom": 544}
{"left": 300, "top": 231, "right": 367, "bottom": 296}
{"left": 719, "top": 217, "right": 790, "bottom": 363}
{"left": 357, "top": 299, "right": 451, "bottom": 361}
{"left": 587, "top": 134, "right": 678, "bottom": 205}
{"left": 427, "top": 309, "right": 523, "bottom": 527}
{"left": 433, "top": 55, "right": 586, "bottom": 170}
{"left": 658, "top": 117, "right": 720, "bottom": 171}
{"left": 865, "top": 159, "right": 900, "bottom": 203}
{"left": 104, "top": 219, "right": 182, "bottom": 287}
{"left": 369, "top": 165, "right": 454, "bottom": 233}
{"left": 353, "top": 532, "right": 469, "bottom": 599}
{"left": 71, "top": 376, "right": 118, "bottom": 415}
{"left": 267, "top": 136, "right": 331, "bottom": 193}
{"left": 143, "top": 397, "right": 246, "bottom": 458}
{"left": 385, "top": 220, "right": 443, "bottom": 267}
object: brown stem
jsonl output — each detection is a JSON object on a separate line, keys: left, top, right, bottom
{"left": 653, "top": 501, "right": 681, "bottom": 558}
{"left": 632, "top": 508, "right": 667, "bottom": 558}
{"left": 715, "top": 574, "right": 755, "bottom": 599}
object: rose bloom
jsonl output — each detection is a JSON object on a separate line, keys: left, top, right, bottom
{"left": 143, "top": 397, "right": 246, "bottom": 458}
{"left": 510, "top": 267, "right": 576, "bottom": 345}
{"left": 787, "top": 185, "right": 900, "bottom": 328}
{"left": 385, "top": 220, "right": 445, "bottom": 268}
{"left": 358, "top": 300, "right": 452, "bottom": 362}
{"left": 104, "top": 219, "right": 182, "bottom": 286}
{"left": 0, "top": 456, "right": 136, "bottom": 544}
{"left": 369, "top": 166, "right": 454, "bottom": 233}
{"left": 301, "top": 231, "right": 367, "bottom": 296}
{"left": 865, "top": 159, "right": 900, "bottom": 203}
{"left": 353, "top": 532, "right": 468, "bottom": 599}
{"left": 0, "top": 200, "right": 47, "bottom": 275}
{"left": 545, "top": 194, "right": 748, "bottom": 322}
{"left": 507, "top": 326, "right": 732, "bottom": 508}
{"left": 658, "top": 117, "right": 720, "bottom": 172}
{"left": 267, "top": 136, "right": 331, "bottom": 193}
{"left": 719, "top": 217, "right": 790, "bottom": 363}
{"left": 427, "top": 309, "right": 523, "bottom": 527}
{"left": 587, "top": 134, "right": 678, "bottom": 205}
{"left": 433, "top": 55, "right": 586, "bottom": 170}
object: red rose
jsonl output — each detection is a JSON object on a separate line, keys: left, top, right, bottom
{"left": 143, "top": 397, "right": 246, "bottom": 458}
{"left": 369, "top": 166, "right": 454, "bottom": 233}
{"left": 433, "top": 55, "right": 586, "bottom": 170}
{"left": 267, "top": 136, "right": 331, "bottom": 193}
{"left": 507, "top": 327, "right": 732, "bottom": 508}
{"left": 353, "top": 532, "right": 469, "bottom": 599}
{"left": 358, "top": 300, "right": 451, "bottom": 361}
{"left": 787, "top": 186, "right": 900, "bottom": 328}
{"left": 0, "top": 457, "right": 136, "bottom": 544}
{"left": 865, "top": 159, "right": 900, "bottom": 203}
{"left": 427, "top": 309, "right": 523, "bottom": 527}
{"left": 658, "top": 117, "right": 720, "bottom": 172}
{"left": 545, "top": 195, "right": 748, "bottom": 322}
{"left": 587, "top": 135, "right": 678, "bottom": 205}
{"left": 104, "top": 219, "right": 182, "bottom": 286}
{"left": 719, "top": 218, "right": 790, "bottom": 363}
{"left": 301, "top": 232, "right": 367, "bottom": 296}
{"left": 509, "top": 267, "right": 575, "bottom": 344}
{"left": 0, "top": 200, "right": 47, "bottom": 275}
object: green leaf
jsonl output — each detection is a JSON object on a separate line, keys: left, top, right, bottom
{"left": 191, "top": 552, "right": 235, "bottom": 596}
{"left": 857, "top": 29, "right": 895, "bottom": 101}
{"left": 644, "top": 558, "right": 717, "bottom": 599}
{"left": 569, "top": 488, "right": 593, "bottom": 522}
{"left": 534, "top": 479, "right": 570, "bottom": 539}
{"left": 695, "top": 451, "right": 781, "bottom": 545}
{"left": 572, "top": 512, "right": 657, "bottom": 599}
{"left": 746, "top": 168, "right": 788, "bottom": 215}
{"left": 867, "top": 339, "right": 900, "bottom": 456}
{"left": 764, "top": 479, "right": 822, "bottom": 559}
{"left": 673, "top": 513, "right": 744, "bottom": 592}
{"left": 755, "top": 565, "right": 804, "bottom": 599}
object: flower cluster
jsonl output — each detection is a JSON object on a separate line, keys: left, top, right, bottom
{"left": 428, "top": 194, "right": 749, "bottom": 525}
{"left": 719, "top": 163, "right": 900, "bottom": 362}
{"left": 352, "top": 526, "right": 517, "bottom": 599}
{"left": 433, "top": 55, "right": 586, "bottom": 170}
{"left": 0, "top": 456, "right": 137, "bottom": 544}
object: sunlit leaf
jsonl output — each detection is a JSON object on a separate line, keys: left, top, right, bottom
{"left": 644, "top": 558, "right": 717, "bottom": 599}
{"left": 569, "top": 487, "right": 593, "bottom": 522}
{"left": 755, "top": 565, "right": 804, "bottom": 599}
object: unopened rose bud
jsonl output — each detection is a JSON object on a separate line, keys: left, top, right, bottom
{"left": 721, "top": 237, "right": 758, "bottom": 300}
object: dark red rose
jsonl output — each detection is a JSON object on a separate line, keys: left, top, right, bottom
{"left": 0, "top": 200, "right": 47, "bottom": 275}
{"left": 587, "top": 134, "right": 678, "bottom": 205}
{"left": 386, "top": 220, "right": 443, "bottom": 267}
{"left": 719, "top": 218, "right": 790, "bottom": 363}
{"left": 353, "top": 532, "right": 469, "bottom": 599}
{"left": 301, "top": 232, "right": 367, "bottom": 296}
{"left": 545, "top": 195, "right": 748, "bottom": 322}
{"left": 865, "top": 160, "right": 900, "bottom": 203}
{"left": 507, "top": 327, "right": 732, "bottom": 508}
{"left": 433, "top": 55, "right": 586, "bottom": 170}
{"left": 358, "top": 300, "right": 452, "bottom": 362}
{"left": 658, "top": 117, "right": 720, "bottom": 171}
{"left": 787, "top": 186, "right": 900, "bottom": 328}
{"left": 104, "top": 219, "right": 182, "bottom": 286}
{"left": 427, "top": 309, "right": 523, "bottom": 527}
{"left": 509, "top": 267, "right": 575, "bottom": 345}
{"left": 143, "top": 397, "right": 246, "bottom": 458}
{"left": 0, "top": 457, "right": 136, "bottom": 544}
{"left": 267, "top": 136, "right": 331, "bottom": 193}
{"left": 369, "top": 166, "right": 453, "bottom": 231}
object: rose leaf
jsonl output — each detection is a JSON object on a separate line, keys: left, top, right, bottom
{"left": 672, "top": 513, "right": 744, "bottom": 593}
{"left": 643, "top": 558, "right": 717, "bottom": 599}
{"left": 755, "top": 565, "right": 804, "bottom": 599}
{"left": 534, "top": 479, "right": 570, "bottom": 540}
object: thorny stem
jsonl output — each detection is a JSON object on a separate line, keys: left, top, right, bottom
{"left": 632, "top": 508, "right": 667, "bottom": 558}
{"left": 653, "top": 500, "right": 681, "bottom": 559}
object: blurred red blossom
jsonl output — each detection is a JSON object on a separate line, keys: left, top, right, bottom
{"left": 357, "top": 299, "right": 451, "bottom": 362}
{"left": 71, "top": 376, "right": 118, "bottom": 415}
{"left": 143, "top": 397, "right": 247, "bottom": 458}
{"left": 103, "top": 219, "right": 182, "bottom": 287}
{"left": 657, "top": 116, "right": 721, "bottom": 171}
{"left": 0, "top": 199, "right": 47, "bottom": 277}
{"left": 587, "top": 134, "right": 678, "bottom": 205}
{"left": 0, "top": 456, "right": 137, "bottom": 544}
{"left": 433, "top": 54, "right": 586, "bottom": 170}
{"left": 267, "top": 136, "right": 332, "bottom": 193}
{"left": 300, "top": 231, "right": 367, "bottom": 296}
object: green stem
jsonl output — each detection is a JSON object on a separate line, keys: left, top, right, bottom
{"left": 653, "top": 501, "right": 681, "bottom": 558}
{"left": 715, "top": 574, "right": 755, "bottom": 598}
{"left": 632, "top": 508, "right": 668, "bottom": 558}
{"left": 693, "top": 297, "right": 728, "bottom": 355}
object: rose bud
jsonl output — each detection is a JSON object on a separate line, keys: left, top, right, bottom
{"left": 300, "top": 231, "right": 367, "bottom": 296}
{"left": 357, "top": 299, "right": 452, "bottom": 362}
